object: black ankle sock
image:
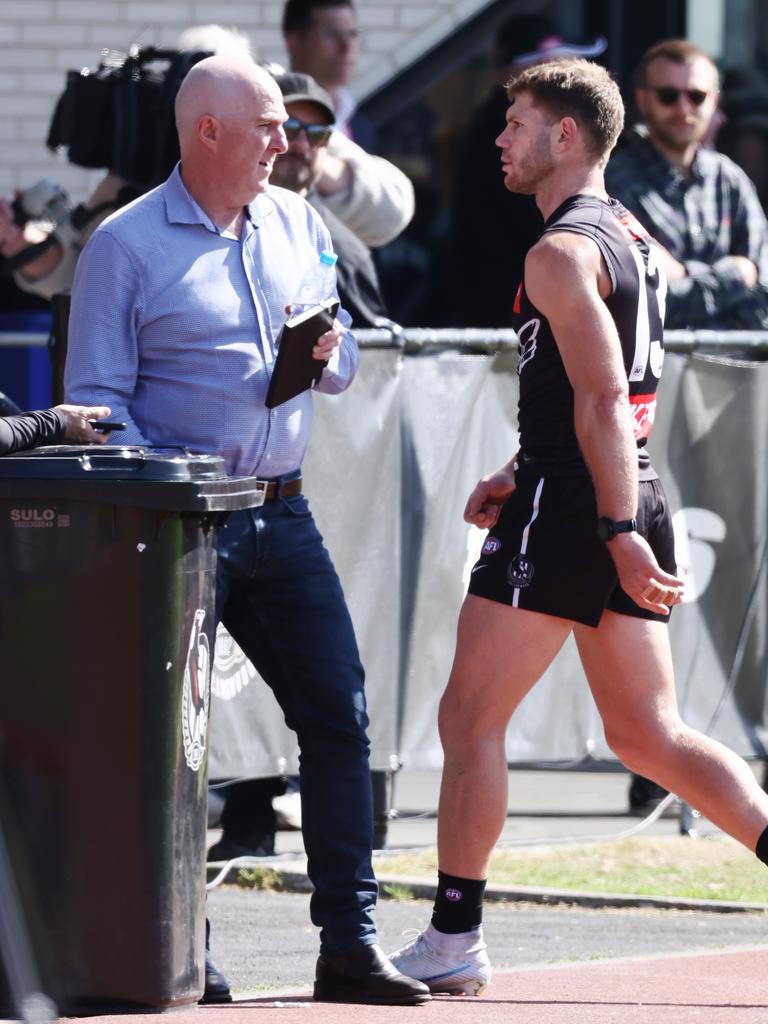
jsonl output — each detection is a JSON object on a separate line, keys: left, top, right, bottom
{"left": 755, "top": 824, "right": 768, "bottom": 866}
{"left": 431, "top": 870, "right": 486, "bottom": 934}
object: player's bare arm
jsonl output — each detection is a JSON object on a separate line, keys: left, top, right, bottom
{"left": 463, "top": 453, "right": 519, "bottom": 529}
{"left": 525, "top": 232, "right": 683, "bottom": 614}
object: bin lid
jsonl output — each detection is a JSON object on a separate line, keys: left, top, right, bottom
{"left": 0, "top": 446, "right": 267, "bottom": 512}
{"left": 0, "top": 445, "right": 228, "bottom": 480}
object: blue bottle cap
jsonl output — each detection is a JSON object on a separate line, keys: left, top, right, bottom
{"left": 319, "top": 250, "right": 338, "bottom": 267}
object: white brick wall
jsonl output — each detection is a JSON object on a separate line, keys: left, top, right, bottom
{"left": 0, "top": 0, "right": 490, "bottom": 201}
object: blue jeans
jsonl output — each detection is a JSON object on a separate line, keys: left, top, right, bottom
{"left": 215, "top": 486, "right": 378, "bottom": 951}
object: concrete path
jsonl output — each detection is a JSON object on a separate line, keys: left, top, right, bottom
{"left": 206, "top": 889, "right": 768, "bottom": 993}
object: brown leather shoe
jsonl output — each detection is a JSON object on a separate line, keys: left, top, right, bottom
{"left": 314, "top": 943, "right": 431, "bottom": 1005}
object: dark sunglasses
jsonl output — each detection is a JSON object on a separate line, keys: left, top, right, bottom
{"left": 283, "top": 117, "right": 332, "bottom": 148}
{"left": 645, "top": 86, "right": 710, "bottom": 107}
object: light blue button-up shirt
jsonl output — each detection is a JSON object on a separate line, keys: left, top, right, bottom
{"left": 65, "top": 165, "right": 358, "bottom": 478}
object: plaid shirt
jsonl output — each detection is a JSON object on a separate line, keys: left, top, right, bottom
{"left": 605, "top": 126, "right": 768, "bottom": 329}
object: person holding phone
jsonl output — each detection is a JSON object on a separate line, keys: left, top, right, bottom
{"left": 0, "top": 404, "right": 113, "bottom": 455}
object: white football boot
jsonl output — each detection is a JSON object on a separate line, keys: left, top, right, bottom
{"left": 389, "top": 924, "right": 491, "bottom": 995}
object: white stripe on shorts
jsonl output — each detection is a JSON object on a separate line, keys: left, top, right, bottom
{"left": 512, "top": 476, "right": 545, "bottom": 608}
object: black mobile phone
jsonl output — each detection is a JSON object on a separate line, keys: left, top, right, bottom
{"left": 89, "top": 420, "right": 127, "bottom": 433}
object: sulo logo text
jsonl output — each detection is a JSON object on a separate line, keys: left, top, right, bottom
{"left": 10, "top": 508, "right": 56, "bottom": 527}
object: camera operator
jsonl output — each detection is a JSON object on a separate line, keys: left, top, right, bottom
{"left": 0, "top": 172, "right": 129, "bottom": 299}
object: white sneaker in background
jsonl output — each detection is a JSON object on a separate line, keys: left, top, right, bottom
{"left": 273, "top": 789, "right": 302, "bottom": 831}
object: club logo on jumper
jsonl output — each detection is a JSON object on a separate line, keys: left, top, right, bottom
{"left": 445, "top": 888, "right": 463, "bottom": 902}
{"left": 482, "top": 536, "right": 502, "bottom": 555}
{"left": 507, "top": 554, "right": 535, "bottom": 588}
{"left": 182, "top": 608, "right": 211, "bottom": 772}
{"left": 516, "top": 318, "right": 540, "bottom": 374}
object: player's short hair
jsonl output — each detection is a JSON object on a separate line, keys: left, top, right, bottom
{"left": 506, "top": 58, "right": 624, "bottom": 159}
{"left": 634, "top": 38, "right": 719, "bottom": 90}
{"left": 282, "top": 0, "right": 355, "bottom": 36}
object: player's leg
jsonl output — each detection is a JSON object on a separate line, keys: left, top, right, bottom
{"left": 576, "top": 610, "right": 768, "bottom": 850}
{"left": 391, "top": 471, "right": 614, "bottom": 993}
{"left": 390, "top": 595, "right": 572, "bottom": 994}
{"left": 436, "top": 471, "right": 613, "bottom": 880}
{"left": 437, "top": 595, "right": 573, "bottom": 879}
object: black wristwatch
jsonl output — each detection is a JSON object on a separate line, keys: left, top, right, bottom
{"left": 596, "top": 516, "right": 637, "bottom": 542}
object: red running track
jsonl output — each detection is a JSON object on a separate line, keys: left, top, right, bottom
{"left": 71, "top": 947, "right": 768, "bottom": 1024}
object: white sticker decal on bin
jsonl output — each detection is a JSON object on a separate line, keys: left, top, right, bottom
{"left": 182, "top": 608, "right": 211, "bottom": 772}
{"left": 211, "top": 625, "right": 258, "bottom": 701}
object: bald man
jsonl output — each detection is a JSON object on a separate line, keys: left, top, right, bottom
{"left": 64, "top": 57, "right": 429, "bottom": 1006}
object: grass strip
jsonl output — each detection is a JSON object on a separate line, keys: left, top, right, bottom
{"left": 375, "top": 835, "right": 768, "bottom": 904}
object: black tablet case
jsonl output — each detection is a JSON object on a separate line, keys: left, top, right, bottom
{"left": 265, "top": 299, "right": 339, "bottom": 409}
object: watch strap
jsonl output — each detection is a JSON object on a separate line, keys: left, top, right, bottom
{"left": 597, "top": 516, "right": 637, "bottom": 541}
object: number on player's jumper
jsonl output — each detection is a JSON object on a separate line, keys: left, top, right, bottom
{"left": 628, "top": 242, "right": 667, "bottom": 382}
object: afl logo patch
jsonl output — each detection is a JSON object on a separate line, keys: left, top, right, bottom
{"left": 445, "top": 888, "right": 463, "bottom": 902}
{"left": 182, "top": 608, "right": 211, "bottom": 772}
{"left": 507, "top": 554, "right": 535, "bottom": 588}
{"left": 482, "top": 536, "right": 502, "bottom": 555}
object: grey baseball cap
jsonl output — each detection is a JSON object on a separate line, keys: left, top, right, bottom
{"left": 271, "top": 71, "right": 336, "bottom": 124}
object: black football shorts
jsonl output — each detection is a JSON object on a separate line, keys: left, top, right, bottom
{"left": 466, "top": 471, "right": 676, "bottom": 628}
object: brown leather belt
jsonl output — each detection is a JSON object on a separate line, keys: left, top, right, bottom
{"left": 254, "top": 476, "right": 302, "bottom": 506}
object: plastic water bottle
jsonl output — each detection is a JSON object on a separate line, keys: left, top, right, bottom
{"left": 291, "top": 250, "right": 338, "bottom": 316}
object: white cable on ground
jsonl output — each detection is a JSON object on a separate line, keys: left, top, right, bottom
{"left": 206, "top": 851, "right": 305, "bottom": 891}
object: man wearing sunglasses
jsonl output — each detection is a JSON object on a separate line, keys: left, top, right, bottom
{"left": 606, "top": 38, "right": 768, "bottom": 331}
{"left": 271, "top": 72, "right": 392, "bottom": 328}
{"left": 281, "top": 0, "right": 415, "bottom": 248}
{"left": 608, "top": 37, "right": 768, "bottom": 816}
